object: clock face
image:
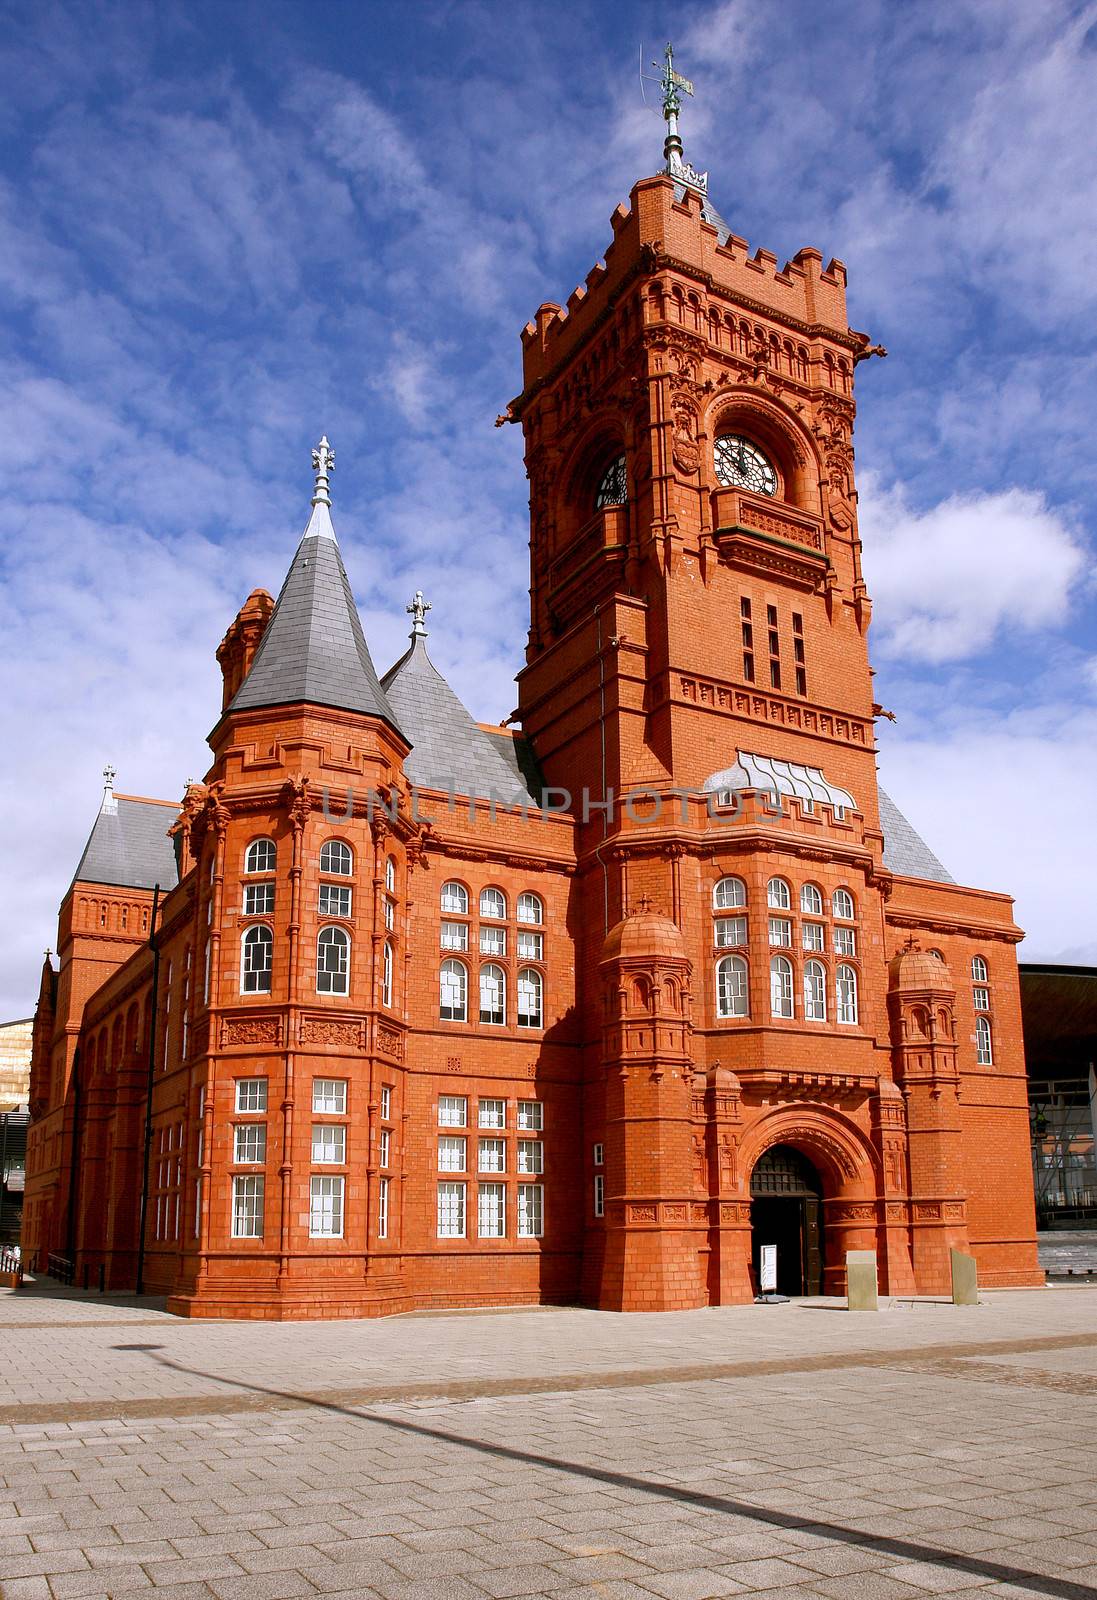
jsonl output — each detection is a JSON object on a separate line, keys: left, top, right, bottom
{"left": 595, "top": 453, "right": 628, "bottom": 508}
{"left": 714, "top": 434, "right": 778, "bottom": 496}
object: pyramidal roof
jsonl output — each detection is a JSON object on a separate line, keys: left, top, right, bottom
{"left": 228, "top": 438, "right": 403, "bottom": 736}
{"left": 70, "top": 768, "right": 179, "bottom": 893}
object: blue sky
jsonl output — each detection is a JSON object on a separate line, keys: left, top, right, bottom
{"left": 1, "top": 0, "right": 1095, "bottom": 1017}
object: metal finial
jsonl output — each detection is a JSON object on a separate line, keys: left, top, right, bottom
{"left": 407, "top": 590, "right": 431, "bottom": 639}
{"left": 655, "top": 43, "right": 708, "bottom": 195}
{"left": 101, "top": 764, "right": 117, "bottom": 815}
{"left": 311, "top": 436, "right": 335, "bottom": 507}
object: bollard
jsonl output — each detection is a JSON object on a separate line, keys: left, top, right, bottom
{"left": 846, "top": 1249, "right": 878, "bottom": 1311}
{"left": 98, "top": 1262, "right": 105, "bottom": 1294}
{"left": 950, "top": 1248, "right": 979, "bottom": 1305}
{"left": 83, "top": 1264, "right": 89, "bottom": 1291}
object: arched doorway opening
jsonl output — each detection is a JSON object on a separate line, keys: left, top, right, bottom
{"left": 750, "top": 1144, "right": 823, "bottom": 1296}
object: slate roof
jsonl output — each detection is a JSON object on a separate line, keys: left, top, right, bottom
{"left": 381, "top": 636, "right": 539, "bottom": 803}
{"left": 878, "top": 787, "right": 954, "bottom": 884}
{"left": 672, "top": 181, "right": 733, "bottom": 244}
{"left": 228, "top": 501, "right": 403, "bottom": 735}
{"left": 71, "top": 797, "right": 179, "bottom": 892}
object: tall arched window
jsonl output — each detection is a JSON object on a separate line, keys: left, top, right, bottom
{"left": 480, "top": 887, "right": 506, "bottom": 921}
{"left": 244, "top": 838, "right": 276, "bottom": 875}
{"left": 382, "top": 941, "right": 394, "bottom": 1008}
{"left": 836, "top": 964, "right": 858, "bottom": 1025}
{"left": 713, "top": 876, "right": 746, "bottom": 909}
{"left": 517, "top": 967, "right": 543, "bottom": 1028}
{"left": 319, "top": 840, "right": 353, "bottom": 876}
{"left": 770, "top": 955, "right": 793, "bottom": 1018}
{"left": 479, "top": 964, "right": 506, "bottom": 1025}
{"left": 385, "top": 856, "right": 397, "bottom": 893}
{"left": 767, "top": 877, "right": 791, "bottom": 911}
{"left": 804, "top": 960, "right": 826, "bottom": 1022}
{"left": 971, "top": 955, "right": 988, "bottom": 982}
{"left": 976, "top": 1016, "right": 993, "bottom": 1065}
{"left": 800, "top": 883, "right": 823, "bottom": 915}
{"left": 241, "top": 926, "right": 273, "bottom": 994}
{"left": 440, "top": 959, "right": 467, "bottom": 1021}
{"left": 833, "top": 888, "right": 855, "bottom": 921}
{"left": 595, "top": 454, "right": 627, "bottom": 508}
{"left": 517, "top": 892, "right": 543, "bottom": 925}
{"left": 716, "top": 956, "right": 749, "bottom": 1018}
{"left": 441, "top": 881, "right": 469, "bottom": 915}
{"left": 317, "top": 927, "right": 350, "bottom": 995}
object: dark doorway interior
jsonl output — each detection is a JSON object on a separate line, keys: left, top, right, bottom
{"left": 750, "top": 1145, "right": 823, "bottom": 1296}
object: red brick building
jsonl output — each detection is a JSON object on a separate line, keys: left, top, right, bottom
{"left": 25, "top": 82, "right": 1041, "bottom": 1315}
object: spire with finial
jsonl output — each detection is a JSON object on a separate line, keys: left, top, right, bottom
{"left": 657, "top": 43, "right": 708, "bottom": 195}
{"left": 101, "top": 763, "right": 117, "bottom": 815}
{"left": 406, "top": 590, "right": 431, "bottom": 639}
{"left": 311, "top": 436, "right": 335, "bottom": 507}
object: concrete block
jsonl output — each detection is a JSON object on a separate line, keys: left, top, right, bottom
{"left": 846, "top": 1249, "right": 878, "bottom": 1311}
{"left": 951, "top": 1248, "right": 979, "bottom": 1305}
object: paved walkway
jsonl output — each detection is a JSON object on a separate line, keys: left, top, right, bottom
{"left": 1, "top": 1282, "right": 1095, "bottom": 1599}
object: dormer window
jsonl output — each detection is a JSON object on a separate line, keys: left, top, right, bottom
{"left": 714, "top": 434, "right": 777, "bottom": 496}
{"left": 595, "top": 454, "right": 627, "bottom": 509}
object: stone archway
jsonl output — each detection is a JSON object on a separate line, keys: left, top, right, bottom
{"left": 750, "top": 1145, "right": 823, "bottom": 1295}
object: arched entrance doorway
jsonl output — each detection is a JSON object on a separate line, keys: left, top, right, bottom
{"left": 750, "top": 1145, "right": 823, "bottom": 1296}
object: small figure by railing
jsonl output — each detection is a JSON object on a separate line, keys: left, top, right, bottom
{"left": 0, "top": 1244, "right": 22, "bottom": 1284}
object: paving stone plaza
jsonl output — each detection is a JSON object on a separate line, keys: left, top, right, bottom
{"left": 1, "top": 1284, "right": 1096, "bottom": 1600}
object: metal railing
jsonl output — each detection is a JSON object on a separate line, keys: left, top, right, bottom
{"left": 46, "top": 1252, "right": 74, "bottom": 1284}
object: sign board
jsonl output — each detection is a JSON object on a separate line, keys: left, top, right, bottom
{"left": 759, "top": 1244, "right": 777, "bottom": 1293}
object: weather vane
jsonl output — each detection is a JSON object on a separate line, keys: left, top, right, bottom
{"left": 640, "top": 42, "right": 708, "bottom": 196}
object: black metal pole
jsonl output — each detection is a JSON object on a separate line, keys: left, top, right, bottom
{"left": 134, "top": 884, "right": 161, "bottom": 1297}
{"left": 65, "top": 1055, "right": 81, "bottom": 1265}
{"left": 0, "top": 1113, "right": 8, "bottom": 1215}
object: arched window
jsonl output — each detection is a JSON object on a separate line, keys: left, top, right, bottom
{"left": 382, "top": 941, "right": 394, "bottom": 1009}
{"left": 441, "top": 881, "right": 469, "bottom": 915}
{"left": 770, "top": 956, "right": 793, "bottom": 1018}
{"left": 317, "top": 927, "right": 350, "bottom": 995}
{"left": 479, "top": 964, "right": 506, "bottom": 1025}
{"left": 800, "top": 883, "right": 823, "bottom": 916}
{"left": 767, "top": 877, "right": 791, "bottom": 911}
{"left": 480, "top": 887, "right": 506, "bottom": 921}
{"left": 440, "top": 959, "right": 467, "bottom": 1021}
{"left": 716, "top": 956, "right": 749, "bottom": 1019}
{"left": 244, "top": 838, "right": 276, "bottom": 875}
{"left": 833, "top": 888, "right": 855, "bottom": 921}
{"left": 517, "top": 967, "right": 543, "bottom": 1029}
{"left": 595, "top": 454, "right": 627, "bottom": 508}
{"left": 319, "top": 840, "right": 353, "bottom": 876}
{"left": 804, "top": 960, "right": 826, "bottom": 1022}
{"left": 241, "top": 926, "right": 273, "bottom": 994}
{"left": 836, "top": 964, "right": 858, "bottom": 1025}
{"left": 928, "top": 949, "right": 945, "bottom": 963}
{"left": 517, "top": 892, "right": 543, "bottom": 926}
{"left": 971, "top": 955, "right": 988, "bottom": 982}
{"left": 976, "top": 1016, "right": 993, "bottom": 1065}
{"left": 385, "top": 856, "right": 397, "bottom": 893}
{"left": 713, "top": 876, "right": 746, "bottom": 909}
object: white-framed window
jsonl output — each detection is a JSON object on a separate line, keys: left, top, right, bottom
{"left": 976, "top": 1016, "right": 993, "bottom": 1065}
{"left": 593, "top": 1143, "right": 604, "bottom": 1166}
{"left": 517, "top": 1139, "right": 543, "bottom": 1174}
{"left": 713, "top": 876, "right": 747, "bottom": 909}
{"left": 241, "top": 925, "right": 273, "bottom": 994}
{"left": 800, "top": 883, "right": 823, "bottom": 915}
{"left": 319, "top": 839, "right": 353, "bottom": 876}
{"left": 312, "top": 1078, "right": 346, "bottom": 1114}
{"left": 441, "top": 881, "right": 469, "bottom": 915}
{"left": 802, "top": 921, "right": 825, "bottom": 952}
{"left": 516, "top": 929, "right": 542, "bottom": 961}
{"left": 244, "top": 882, "right": 274, "bottom": 916}
{"left": 594, "top": 1174, "right": 604, "bottom": 1218}
{"left": 836, "top": 964, "right": 859, "bottom": 1025}
{"left": 379, "top": 1129, "right": 390, "bottom": 1168}
{"left": 382, "top": 941, "right": 394, "bottom": 1008}
{"left": 235, "top": 1077, "right": 268, "bottom": 1113}
{"left": 972, "top": 955, "right": 989, "bottom": 982}
{"left": 714, "top": 916, "right": 747, "bottom": 948}
{"left": 832, "top": 803, "right": 847, "bottom": 822}
{"left": 441, "top": 920, "right": 469, "bottom": 951}
{"left": 517, "top": 1183, "right": 543, "bottom": 1237}
{"left": 439, "top": 1095, "right": 468, "bottom": 1127}
{"left": 384, "top": 898, "right": 395, "bottom": 930}
{"left": 437, "top": 1181, "right": 466, "bottom": 1238}
{"left": 478, "top": 1182, "right": 505, "bottom": 1238}
{"left": 244, "top": 838, "right": 276, "bottom": 875}
{"left": 233, "top": 1124, "right": 266, "bottom": 1164}
{"left": 833, "top": 888, "right": 855, "bottom": 921}
{"left": 767, "top": 877, "right": 791, "bottom": 911}
{"left": 517, "top": 967, "right": 543, "bottom": 1028}
{"left": 517, "top": 1100, "right": 543, "bottom": 1131}
{"left": 438, "top": 1135, "right": 467, "bottom": 1172}
{"left": 478, "top": 1137, "right": 505, "bottom": 1173}
{"left": 804, "top": 960, "right": 827, "bottom": 1022}
{"left": 317, "top": 926, "right": 350, "bottom": 995}
{"left": 480, "top": 887, "right": 507, "bottom": 920}
{"left": 479, "top": 964, "right": 506, "bottom": 1025}
{"left": 318, "top": 883, "right": 351, "bottom": 917}
{"left": 770, "top": 955, "right": 794, "bottom": 1018}
{"left": 385, "top": 856, "right": 397, "bottom": 894}
{"left": 834, "top": 925, "right": 856, "bottom": 958}
{"left": 309, "top": 1174, "right": 344, "bottom": 1238}
{"left": 440, "top": 959, "right": 468, "bottom": 1021}
{"left": 203, "top": 940, "right": 211, "bottom": 1004}
{"left": 378, "top": 1176, "right": 389, "bottom": 1239}
{"left": 517, "top": 892, "right": 544, "bottom": 925}
{"left": 478, "top": 1098, "right": 505, "bottom": 1129}
{"left": 973, "top": 986, "right": 990, "bottom": 1012}
{"left": 716, "top": 955, "right": 749, "bottom": 1018}
{"left": 480, "top": 924, "right": 506, "bottom": 957}
{"left": 768, "top": 916, "right": 792, "bottom": 948}
{"left": 312, "top": 1124, "right": 345, "bottom": 1164}
{"left": 380, "top": 1085, "right": 392, "bottom": 1120}
{"left": 231, "top": 1174, "right": 264, "bottom": 1238}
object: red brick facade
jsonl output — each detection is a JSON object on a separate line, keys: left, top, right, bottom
{"left": 24, "top": 169, "right": 1041, "bottom": 1315}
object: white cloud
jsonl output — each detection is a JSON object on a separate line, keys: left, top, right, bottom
{"left": 859, "top": 477, "right": 1088, "bottom": 662}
